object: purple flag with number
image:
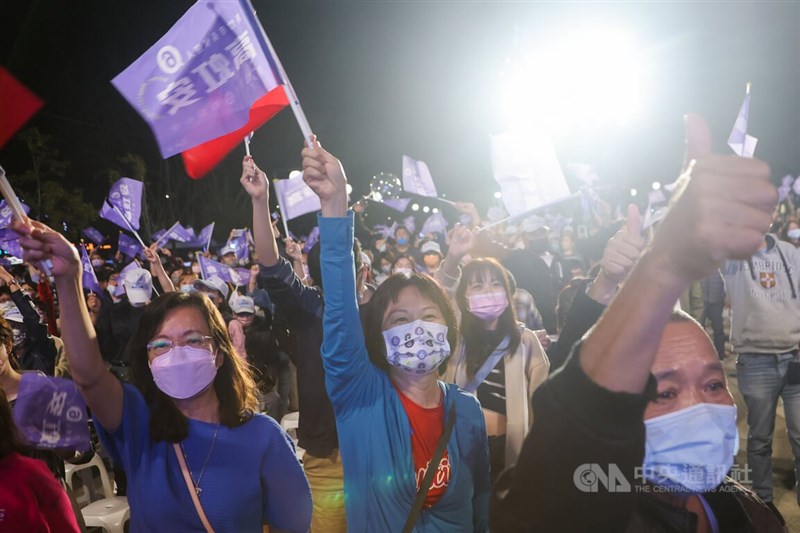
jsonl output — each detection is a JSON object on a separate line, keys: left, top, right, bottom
{"left": 402, "top": 155, "right": 438, "bottom": 197}
{"left": 80, "top": 245, "right": 101, "bottom": 293}
{"left": 12, "top": 374, "right": 91, "bottom": 451}
{"left": 82, "top": 227, "right": 105, "bottom": 245}
{"left": 421, "top": 212, "right": 448, "bottom": 236}
{"left": 199, "top": 254, "right": 236, "bottom": 284}
{"left": 118, "top": 233, "right": 144, "bottom": 259}
{"left": 111, "top": 0, "right": 284, "bottom": 159}
{"left": 100, "top": 178, "right": 144, "bottom": 231}
{"left": 227, "top": 229, "right": 249, "bottom": 262}
{"left": 0, "top": 198, "right": 30, "bottom": 229}
{"left": 727, "top": 89, "right": 757, "bottom": 158}
{"left": 274, "top": 174, "right": 321, "bottom": 221}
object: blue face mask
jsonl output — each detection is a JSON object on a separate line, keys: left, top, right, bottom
{"left": 396, "top": 237, "right": 408, "bottom": 246}
{"left": 643, "top": 403, "right": 738, "bottom": 493}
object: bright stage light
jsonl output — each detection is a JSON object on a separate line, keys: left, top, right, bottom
{"left": 346, "top": 183, "right": 353, "bottom": 195}
{"left": 411, "top": 203, "right": 420, "bottom": 211}
{"left": 630, "top": 188, "right": 638, "bottom": 197}
{"left": 493, "top": 191, "right": 502, "bottom": 199}
{"left": 432, "top": 208, "right": 439, "bottom": 214}
{"left": 651, "top": 181, "right": 661, "bottom": 191}
{"left": 498, "top": 28, "right": 645, "bottom": 134}
{"left": 422, "top": 206, "right": 431, "bottom": 213}
{"left": 289, "top": 170, "right": 302, "bottom": 179}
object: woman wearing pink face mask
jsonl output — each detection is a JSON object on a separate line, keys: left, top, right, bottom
{"left": 437, "top": 227, "right": 549, "bottom": 482}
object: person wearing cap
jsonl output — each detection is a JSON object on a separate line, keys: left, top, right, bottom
{"left": 420, "top": 240, "right": 443, "bottom": 275}
{"left": 193, "top": 275, "right": 233, "bottom": 323}
{"left": 219, "top": 244, "right": 238, "bottom": 268}
{"left": 0, "top": 265, "right": 56, "bottom": 375}
{"left": 228, "top": 294, "right": 288, "bottom": 419}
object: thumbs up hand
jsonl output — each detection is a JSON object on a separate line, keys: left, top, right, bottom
{"left": 651, "top": 113, "right": 776, "bottom": 283}
{"left": 599, "top": 204, "right": 645, "bottom": 287}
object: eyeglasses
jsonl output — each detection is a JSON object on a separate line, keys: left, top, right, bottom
{"left": 146, "top": 335, "right": 214, "bottom": 356}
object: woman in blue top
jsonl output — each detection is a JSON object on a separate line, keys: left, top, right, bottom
{"left": 298, "top": 136, "right": 490, "bottom": 532}
{"left": 13, "top": 219, "right": 311, "bottom": 533}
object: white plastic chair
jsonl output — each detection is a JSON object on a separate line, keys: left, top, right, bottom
{"left": 280, "top": 411, "right": 305, "bottom": 462}
{"left": 64, "top": 453, "right": 130, "bottom": 533}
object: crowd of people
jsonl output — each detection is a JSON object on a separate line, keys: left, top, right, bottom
{"left": 1, "top": 114, "right": 798, "bottom": 532}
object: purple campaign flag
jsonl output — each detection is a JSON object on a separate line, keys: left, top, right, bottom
{"left": 151, "top": 227, "right": 167, "bottom": 243}
{"left": 374, "top": 222, "right": 398, "bottom": 240}
{"left": 194, "top": 222, "right": 215, "bottom": 249}
{"left": 12, "top": 374, "right": 91, "bottom": 451}
{"left": 421, "top": 212, "right": 448, "bottom": 236}
{"left": 82, "top": 227, "right": 106, "bottom": 245}
{"left": 402, "top": 155, "right": 438, "bottom": 197}
{"left": 100, "top": 177, "right": 144, "bottom": 231}
{"left": 302, "top": 226, "right": 320, "bottom": 253}
{"left": 234, "top": 267, "right": 251, "bottom": 286}
{"left": 198, "top": 254, "right": 236, "bottom": 284}
{"left": 227, "top": 228, "right": 249, "bottom": 262}
{"left": 166, "top": 222, "right": 195, "bottom": 243}
{"left": 0, "top": 228, "right": 23, "bottom": 259}
{"left": 727, "top": 84, "right": 757, "bottom": 158}
{"left": 403, "top": 216, "right": 416, "bottom": 234}
{"left": 111, "top": 0, "right": 284, "bottom": 159}
{"left": 0, "top": 198, "right": 30, "bottom": 229}
{"left": 274, "top": 174, "right": 321, "bottom": 221}
{"left": 383, "top": 198, "right": 411, "bottom": 212}
{"left": 118, "top": 233, "right": 144, "bottom": 259}
{"left": 79, "top": 245, "right": 101, "bottom": 293}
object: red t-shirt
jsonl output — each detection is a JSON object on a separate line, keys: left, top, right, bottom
{"left": 0, "top": 452, "right": 79, "bottom": 533}
{"left": 396, "top": 388, "right": 451, "bottom": 508}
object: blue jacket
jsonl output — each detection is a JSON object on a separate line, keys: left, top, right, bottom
{"left": 319, "top": 213, "right": 490, "bottom": 532}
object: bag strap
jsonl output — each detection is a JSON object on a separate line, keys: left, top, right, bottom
{"left": 464, "top": 336, "right": 510, "bottom": 393}
{"left": 402, "top": 400, "right": 457, "bottom": 533}
{"left": 173, "top": 443, "right": 216, "bottom": 533}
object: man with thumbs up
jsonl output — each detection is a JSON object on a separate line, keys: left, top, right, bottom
{"left": 491, "top": 114, "right": 786, "bottom": 531}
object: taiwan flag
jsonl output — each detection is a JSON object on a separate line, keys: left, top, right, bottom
{"left": 0, "top": 67, "right": 44, "bottom": 149}
{"left": 112, "top": 0, "right": 290, "bottom": 179}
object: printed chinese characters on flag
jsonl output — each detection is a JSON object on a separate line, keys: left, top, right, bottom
{"left": 111, "top": 0, "right": 289, "bottom": 178}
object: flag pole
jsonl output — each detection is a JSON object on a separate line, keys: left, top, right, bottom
{"left": 272, "top": 179, "right": 291, "bottom": 237}
{"left": 477, "top": 192, "right": 582, "bottom": 233}
{"left": 205, "top": 222, "right": 215, "bottom": 253}
{"left": 242, "top": 0, "right": 314, "bottom": 145}
{"left": 154, "top": 221, "right": 181, "bottom": 248}
{"left": 111, "top": 204, "right": 148, "bottom": 250}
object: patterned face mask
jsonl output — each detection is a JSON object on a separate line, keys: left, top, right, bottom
{"left": 382, "top": 320, "right": 450, "bottom": 375}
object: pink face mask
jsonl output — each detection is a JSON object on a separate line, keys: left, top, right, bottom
{"left": 467, "top": 291, "right": 509, "bottom": 321}
{"left": 149, "top": 345, "right": 218, "bottom": 399}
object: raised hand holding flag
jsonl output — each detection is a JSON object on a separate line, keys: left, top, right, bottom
{"left": 727, "top": 83, "right": 757, "bottom": 158}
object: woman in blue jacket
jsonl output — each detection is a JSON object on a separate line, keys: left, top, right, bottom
{"left": 299, "top": 137, "right": 490, "bottom": 532}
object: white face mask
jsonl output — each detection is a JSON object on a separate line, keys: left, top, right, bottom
{"left": 180, "top": 284, "right": 195, "bottom": 293}
{"left": 393, "top": 267, "right": 413, "bottom": 276}
{"left": 643, "top": 403, "right": 739, "bottom": 493}
{"left": 382, "top": 320, "right": 450, "bottom": 375}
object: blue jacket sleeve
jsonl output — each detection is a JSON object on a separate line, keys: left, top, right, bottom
{"left": 318, "top": 213, "right": 381, "bottom": 414}
{"left": 257, "top": 257, "right": 323, "bottom": 322}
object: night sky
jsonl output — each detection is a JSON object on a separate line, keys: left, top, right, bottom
{"left": 1, "top": 1, "right": 799, "bottom": 238}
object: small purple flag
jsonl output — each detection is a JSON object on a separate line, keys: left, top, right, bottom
{"left": 421, "top": 212, "right": 448, "bottom": 236}
{"left": 194, "top": 222, "right": 215, "bottom": 250}
{"left": 12, "top": 374, "right": 91, "bottom": 451}
{"left": 227, "top": 229, "right": 249, "bottom": 262}
{"left": 80, "top": 245, "right": 101, "bottom": 293}
{"left": 274, "top": 174, "right": 321, "bottom": 221}
{"left": 199, "top": 255, "right": 237, "bottom": 284}
{"left": 151, "top": 227, "right": 167, "bottom": 243}
{"left": 727, "top": 85, "right": 757, "bottom": 158}
{"left": 100, "top": 177, "right": 144, "bottom": 231}
{"left": 111, "top": 0, "right": 284, "bottom": 159}
{"left": 374, "top": 222, "right": 398, "bottom": 240}
{"left": 82, "top": 227, "right": 105, "bottom": 245}
{"left": 403, "top": 216, "right": 416, "bottom": 234}
{"left": 0, "top": 198, "right": 30, "bottom": 229}
{"left": 165, "top": 222, "right": 195, "bottom": 244}
{"left": 302, "top": 226, "right": 320, "bottom": 253}
{"left": 402, "top": 155, "right": 438, "bottom": 197}
{"left": 118, "top": 233, "right": 144, "bottom": 259}
{"left": 234, "top": 267, "right": 251, "bottom": 286}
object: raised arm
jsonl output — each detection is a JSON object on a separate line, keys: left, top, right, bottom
{"left": 301, "top": 137, "right": 378, "bottom": 407}
{"left": 241, "top": 155, "right": 280, "bottom": 268}
{"left": 435, "top": 224, "right": 475, "bottom": 295}
{"left": 13, "top": 220, "right": 123, "bottom": 430}
{"left": 144, "top": 244, "right": 175, "bottom": 293}
{"left": 580, "top": 114, "right": 776, "bottom": 393}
